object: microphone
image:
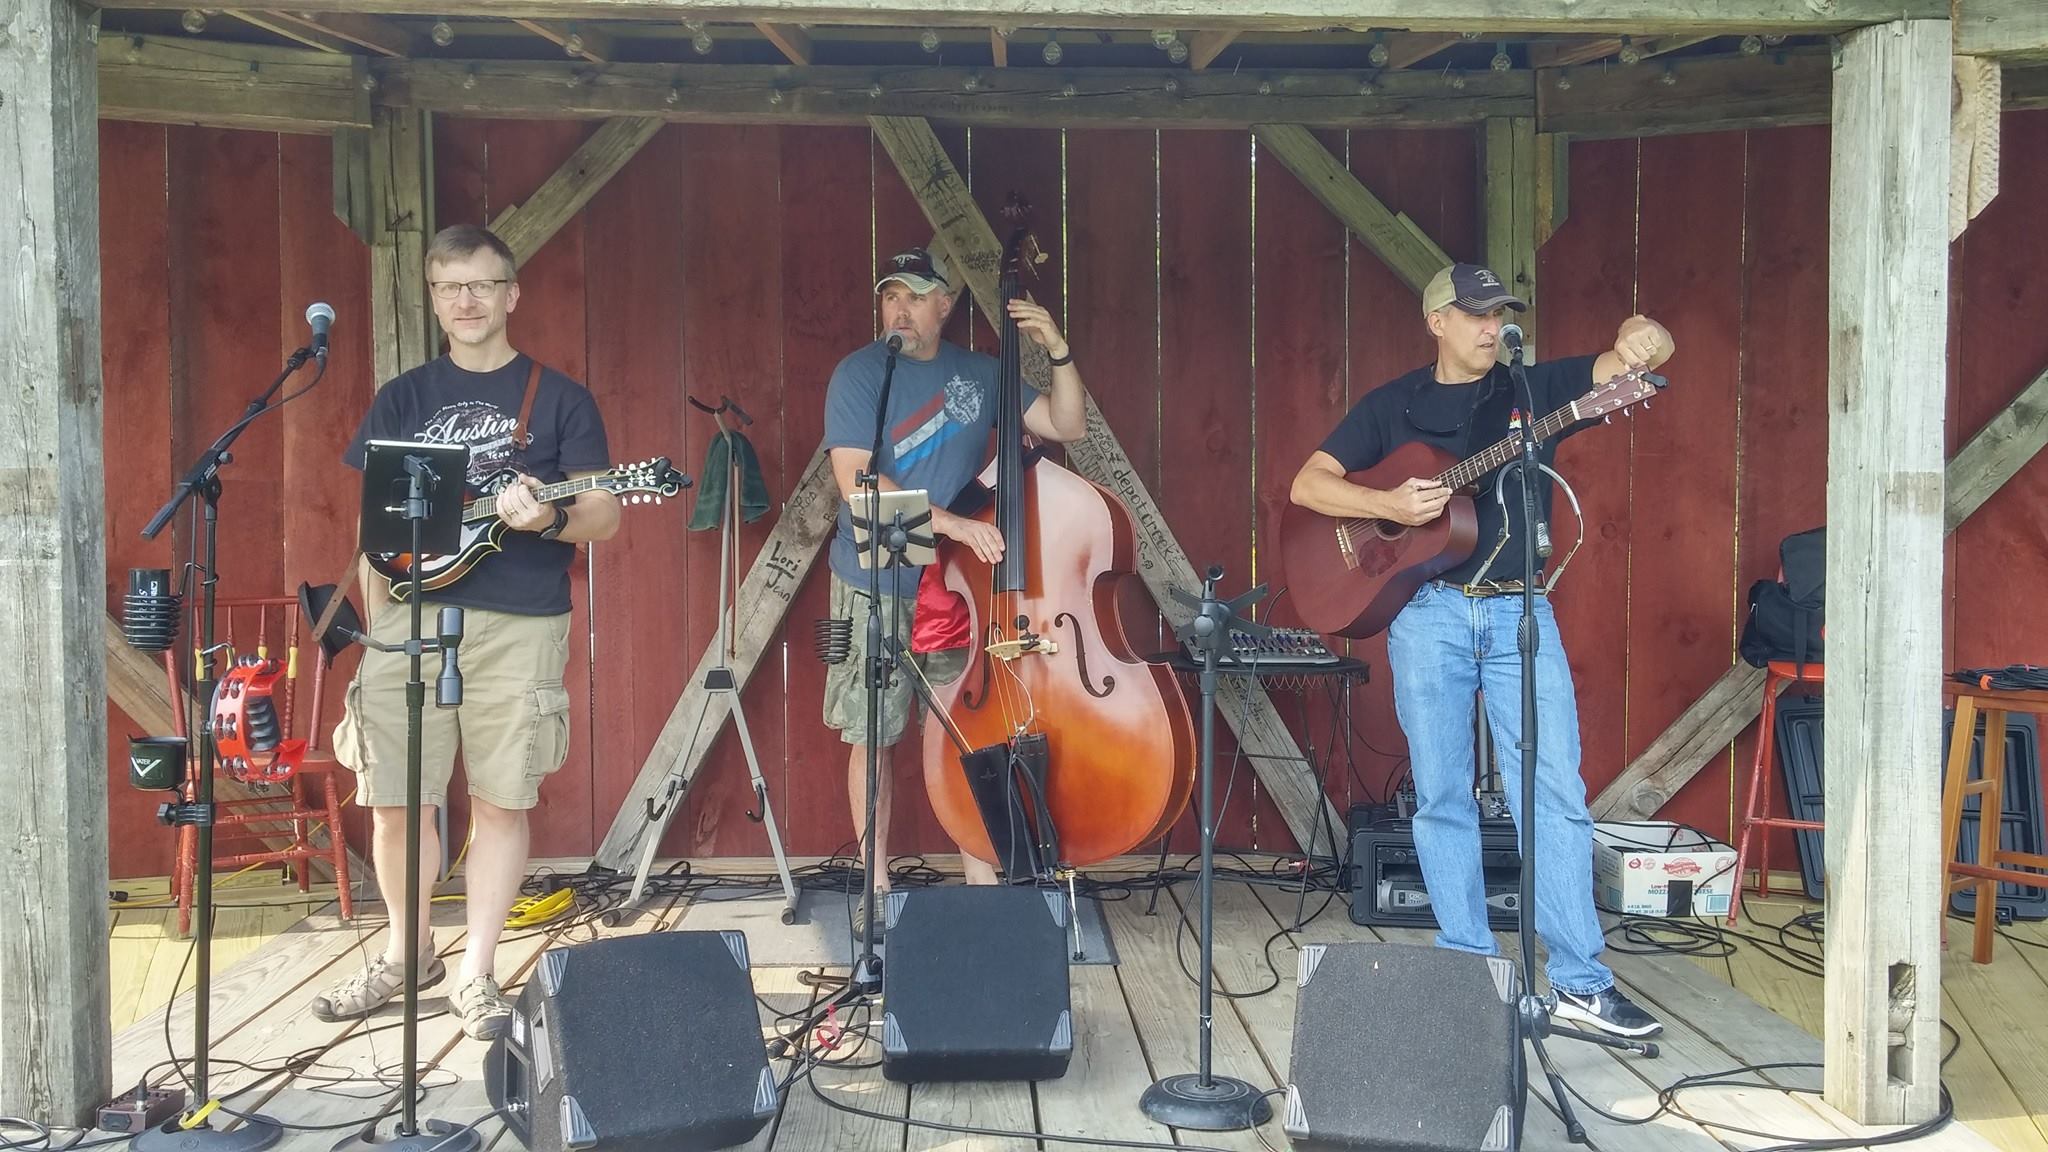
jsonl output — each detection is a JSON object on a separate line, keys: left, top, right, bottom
{"left": 305, "top": 302, "right": 335, "bottom": 360}
{"left": 1499, "top": 323, "right": 1525, "bottom": 360}
{"left": 436, "top": 606, "right": 464, "bottom": 707}
{"left": 121, "top": 568, "right": 181, "bottom": 653}
{"left": 885, "top": 332, "right": 903, "bottom": 355}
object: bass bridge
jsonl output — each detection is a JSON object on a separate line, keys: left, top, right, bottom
{"left": 987, "top": 618, "right": 1059, "bottom": 662}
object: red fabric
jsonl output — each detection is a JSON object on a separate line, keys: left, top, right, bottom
{"left": 912, "top": 564, "right": 971, "bottom": 653}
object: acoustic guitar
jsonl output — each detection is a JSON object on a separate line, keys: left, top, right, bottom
{"left": 369, "top": 456, "right": 688, "bottom": 599}
{"left": 1275, "top": 368, "right": 1666, "bottom": 639}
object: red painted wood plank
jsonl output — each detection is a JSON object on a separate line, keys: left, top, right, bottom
{"left": 869, "top": 124, "right": 970, "bottom": 859}
{"left": 434, "top": 117, "right": 490, "bottom": 229}
{"left": 671, "top": 124, "right": 791, "bottom": 859}
{"left": 100, "top": 121, "right": 177, "bottom": 880}
{"left": 967, "top": 127, "right": 1065, "bottom": 363}
{"left": 578, "top": 126, "right": 691, "bottom": 860}
{"left": 1251, "top": 126, "right": 1349, "bottom": 855}
{"left": 1158, "top": 130, "right": 1254, "bottom": 853}
{"left": 482, "top": 120, "right": 595, "bottom": 856}
{"left": 1733, "top": 125, "right": 1830, "bottom": 868}
{"left": 1542, "top": 139, "right": 1641, "bottom": 830}
{"left": 1627, "top": 133, "right": 1746, "bottom": 840}
{"left": 779, "top": 125, "right": 879, "bottom": 857}
{"left": 1343, "top": 128, "right": 1483, "bottom": 813}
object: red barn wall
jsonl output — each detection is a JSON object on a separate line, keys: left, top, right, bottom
{"left": 97, "top": 112, "right": 2048, "bottom": 879}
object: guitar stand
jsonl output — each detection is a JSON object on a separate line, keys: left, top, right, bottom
{"left": 606, "top": 401, "right": 797, "bottom": 928}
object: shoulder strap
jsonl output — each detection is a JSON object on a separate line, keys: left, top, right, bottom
{"left": 516, "top": 357, "right": 542, "bottom": 448}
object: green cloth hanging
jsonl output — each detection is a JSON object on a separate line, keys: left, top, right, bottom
{"left": 689, "top": 427, "right": 772, "bottom": 530}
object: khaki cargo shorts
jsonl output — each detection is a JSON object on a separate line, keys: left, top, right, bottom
{"left": 822, "top": 574, "right": 967, "bottom": 747}
{"left": 332, "top": 604, "right": 573, "bottom": 811}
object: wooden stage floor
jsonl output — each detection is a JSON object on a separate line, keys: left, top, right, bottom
{"left": 104, "top": 864, "right": 2011, "bottom": 1152}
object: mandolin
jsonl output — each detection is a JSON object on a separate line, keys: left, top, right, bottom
{"left": 369, "top": 456, "right": 688, "bottom": 599}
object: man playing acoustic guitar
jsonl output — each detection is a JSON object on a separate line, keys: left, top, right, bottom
{"left": 1288, "top": 263, "right": 1672, "bottom": 1038}
{"left": 315, "top": 225, "right": 619, "bottom": 1041}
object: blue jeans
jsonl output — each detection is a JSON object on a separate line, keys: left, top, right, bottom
{"left": 1386, "top": 581, "right": 1611, "bottom": 996}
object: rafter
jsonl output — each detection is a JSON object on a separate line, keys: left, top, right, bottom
{"left": 264, "top": 11, "right": 417, "bottom": 57}
{"left": 1185, "top": 30, "right": 1235, "bottom": 70}
{"left": 226, "top": 10, "right": 355, "bottom": 53}
{"left": 512, "top": 18, "right": 613, "bottom": 63}
{"left": 1381, "top": 32, "right": 1463, "bottom": 69}
{"left": 756, "top": 21, "right": 813, "bottom": 64}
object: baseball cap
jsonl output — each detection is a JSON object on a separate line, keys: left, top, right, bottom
{"left": 875, "top": 246, "right": 954, "bottom": 295}
{"left": 1422, "top": 263, "right": 1527, "bottom": 317}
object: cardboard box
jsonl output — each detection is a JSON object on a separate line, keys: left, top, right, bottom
{"left": 1593, "top": 822, "right": 1738, "bottom": 918}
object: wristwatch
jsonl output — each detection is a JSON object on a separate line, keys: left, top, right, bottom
{"left": 539, "top": 505, "right": 570, "bottom": 540}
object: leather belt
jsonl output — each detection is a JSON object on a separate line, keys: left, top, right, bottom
{"left": 1433, "top": 579, "right": 1547, "bottom": 599}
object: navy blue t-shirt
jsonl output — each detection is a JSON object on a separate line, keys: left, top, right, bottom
{"left": 346, "top": 353, "right": 611, "bottom": 615}
{"left": 822, "top": 339, "right": 1026, "bottom": 598}
{"left": 1318, "top": 356, "right": 1598, "bottom": 586}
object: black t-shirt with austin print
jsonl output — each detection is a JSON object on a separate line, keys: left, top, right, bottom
{"left": 345, "top": 353, "right": 611, "bottom": 616}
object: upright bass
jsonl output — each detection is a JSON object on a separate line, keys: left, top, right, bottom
{"left": 921, "top": 199, "right": 1197, "bottom": 873}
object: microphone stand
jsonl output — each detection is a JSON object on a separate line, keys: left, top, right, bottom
{"left": 1496, "top": 337, "right": 1655, "bottom": 1151}
{"left": 133, "top": 346, "right": 325, "bottom": 1152}
{"left": 334, "top": 455, "right": 477, "bottom": 1152}
{"left": 1139, "top": 567, "right": 1274, "bottom": 1133}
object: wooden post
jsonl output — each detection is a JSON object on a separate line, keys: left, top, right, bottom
{"left": 1824, "top": 17, "right": 1948, "bottom": 1125}
{"left": 367, "top": 107, "right": 435, "bottom": 385}
{"left": 0, "top": 0, "right": 113, "bottom": 1124}
{"left": 1481, "top": 116, "right": 1539, "bottom": 357}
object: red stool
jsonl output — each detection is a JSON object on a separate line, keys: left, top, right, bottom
{"left": 1728, "top": 660, "right": 1825, "bottom": 925}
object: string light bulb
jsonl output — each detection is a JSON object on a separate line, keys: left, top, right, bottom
{"left": 1166, "top": 38, "right": 1188, "bottom": 63}
{"left": 1618, "top": 35, "right": 1642, "bottom": 65}
{"left": 1740, "top": 34, "right": 1763, "bottom": 55}
{"left": 1150, "top": 29, "right": 1176, "bottom": 50}
{"left": 692, "top": 29, "right": 713, "bottom": 54}
{"left": 1042, "top": 34, "right": 1062, "bottom": 64}
{"left": 1368, "top": 41, "right": 1389, "bottom": 67}
{"left": 180, "top": 9, "right": 205, "bottom": 33}
{"left": 919, "top": 28, "right": 940, "bottom": 53}
{"left": 1490, "top": 41, "right": 1511, "bottom": 71}
{"left": 430, "top": 20, "right": 454, "bottom": 46}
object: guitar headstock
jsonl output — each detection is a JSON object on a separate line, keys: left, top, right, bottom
{"left": 598, "top": 456, "right": 691, "bottom": 505}
{"left": 1571, "top": 367, "right": 1670, "bottom": 423}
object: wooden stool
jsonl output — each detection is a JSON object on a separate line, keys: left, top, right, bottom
{"left": 1940, "top": 681, "right": 2048, "bottom": 964}
{"left": 1728, "top": 660, "right": 1825, "bottom": 925}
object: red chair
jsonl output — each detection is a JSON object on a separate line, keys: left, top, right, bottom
{"left": 168, "top": 596, "right": 354, "bottom": 935}
{"left": 1727, "top": 659, "right": 1825, "bottom": 925}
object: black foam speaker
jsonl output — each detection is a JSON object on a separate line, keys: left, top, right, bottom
{"left": 485, "top": 931, "right": 775, "bottom": 1152}
{"left": 1284, "top": 942, "right": 1522, "bottom": 1152}
{"left": 880, "top": 886, "right": 1074, "bottom": 1083}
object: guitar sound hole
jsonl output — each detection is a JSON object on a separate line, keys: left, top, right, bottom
{"left": 1372, "top": 521, "right": 1407, "bottom": 541}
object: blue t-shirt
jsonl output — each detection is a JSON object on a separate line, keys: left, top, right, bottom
{"left": 822, "top": 339, "right": 1018, "bottom": 598}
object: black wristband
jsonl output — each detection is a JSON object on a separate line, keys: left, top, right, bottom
{"left": 539, "top": 504, "right": 570, "bottom": 540}
{"left": 1047, "top": 348, "right": 1074, "bottom": 367}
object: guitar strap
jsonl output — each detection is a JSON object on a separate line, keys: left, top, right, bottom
{"left": 310, "top": 358, "right": 544, "bottom": 650}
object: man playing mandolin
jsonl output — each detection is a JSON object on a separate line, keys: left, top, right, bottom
{"left": 821, "top": 244, "right": 1087, "bottom": 940}
{"left": 1288, "top": 262, "right": 1672, "bottom": 1039}
{"left": 315, "top": 225, "right": 619, "bottom": 1041}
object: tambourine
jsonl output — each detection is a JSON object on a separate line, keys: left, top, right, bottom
{"left": 209, "top": 653, "right": 306, "bottom": 784}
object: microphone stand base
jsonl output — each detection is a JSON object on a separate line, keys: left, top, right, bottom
{"left": 329, "top": 1117, "right": 483, "bottom": 1152}
{"left": 1139, "top": 1074, "right": 1272, "bottom": 1132}
{"left": 134, "top": 1115, "right": 283, "bottom": 1152}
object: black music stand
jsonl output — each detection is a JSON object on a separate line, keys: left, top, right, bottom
{"left": 335, "top": 440, "right": 481, "bottom": 1152}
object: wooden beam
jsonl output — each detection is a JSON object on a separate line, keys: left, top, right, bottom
{"left": 1955, "top": 0, "right": 2048, "bottom": 61}
{"left": 488, "top": 117, "right": 665, "bottom": 267}
{"left": 1823, "top": 18, "right": 1948, "bottom": 1125}
{"left": 1250, "top": 123, "right": 1450, "bottom": 296}
{"left": 367, "top": 107, "right": 435, "bottom": 386}
{"left": 1186, "top": 30, "right": 1236, "bottom": 70}
{"left": 96, "top": 33, "right": 371, "bottom": 132}
{"left": 513, "top": 18, "right": 614, "bottom": 63}
{"left": 756, "top": 21, "right": 814, "bottom": 65}
{"left": 1381, "top": 33, "right": 1462, "bottom": 70}
{"left": 1592, "top": 360, "right": 2048, "bottom": 823}
{"left": 1, "top": 0, "right": 111, "bottom": 1124}
{"left": 1481, "top": 116, "right": 1539, "bottom": 357}
{"left": 989, "top": 27, "right": 1008, "bottom": 67}
{"left": 228, "top": 10, "right": 355, "bottom": 54}
{"left": 376, "top": 60, "right": 1529, "bottom": 128}
{"left": 121, "top": 0, "right": 1941, "bottom": 32}
{"left": 1528, "top": 36, "right": 1626, "bottom": 70}
{"left": 869, "top": 114, "right": 1344, "bottom": 854}
{"left": 259, "top": 11, "right": 418, "bottom": 57}
{"left": 1635, "top": 33, "right": 1717, "bottom": 60}
{"left": 1535, "top": 130, "right": 1569, "bottom": 249}
{"left": 101, "top": 615, "right": 368, "bottom": 884}
{"left": 2008, "top": 63, "right": 2048, "bottom": 108}
{"left": 1538, "top": 49, "right": 1833, "bottom": 139}
{"left": 593, "top": 449, "right": 839, "bottom": 869}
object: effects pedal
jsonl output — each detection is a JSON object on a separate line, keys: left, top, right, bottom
{"left": 98, "top": 1087, "right": 186, "bottom": 1134}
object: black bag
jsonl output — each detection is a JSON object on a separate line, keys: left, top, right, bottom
{"left": 1740, "top": 527, "right": 1825, "bottom": 670}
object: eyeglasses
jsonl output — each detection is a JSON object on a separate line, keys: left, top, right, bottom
{"left": 429, "top": 279, "right": 510, "bottom": 301}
